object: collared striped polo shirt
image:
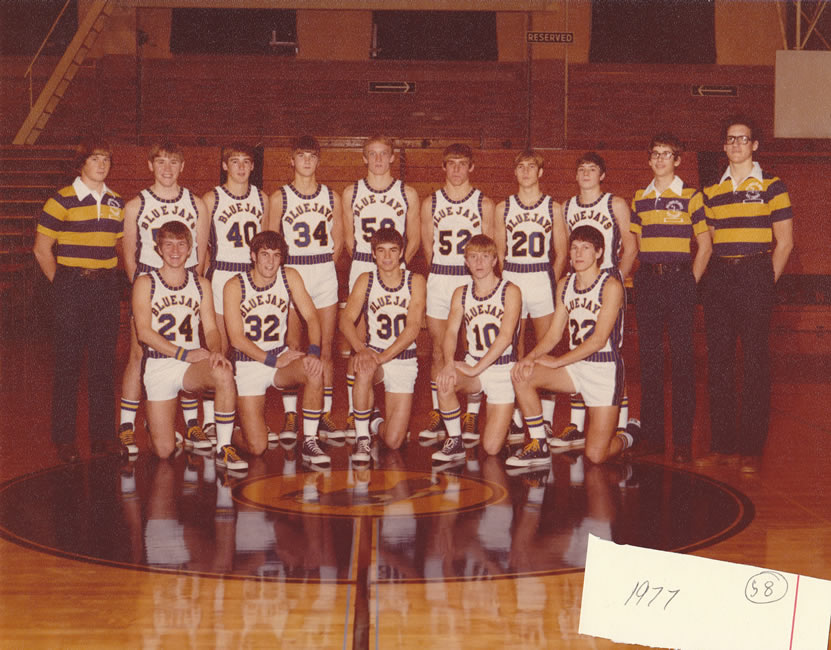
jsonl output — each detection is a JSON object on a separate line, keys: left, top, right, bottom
{"left": 630, "top": 176, "right": 708, "bottom": 264}
{"left": 703, "top": 166, "right": 792, "bottom": 258}
{"left": 37, "top": 179, "right": 124, "bottom": 269}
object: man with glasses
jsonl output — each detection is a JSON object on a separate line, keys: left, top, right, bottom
{"left": 630, "top": 134, "right": 712, "bottom": 463}
{"left": 698, "top": 115, "right": 794, "bottom": 473}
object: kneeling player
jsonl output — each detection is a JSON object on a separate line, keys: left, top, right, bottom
{"left": 339, "top": 228, "right": 426, "bottom": 461}
{"left": 432, "top": 235, "right": 522, "bottom": 463}
{"left": 132, "top": 221, "right": 243, "bottom": 469}
{"left": 223, "top": 231, "right": 328, "bottom": 465}
{"left": 508, "top": 226, "right": 636, "bottom": 468}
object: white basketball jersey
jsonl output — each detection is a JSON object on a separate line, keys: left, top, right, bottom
{"left": 136, "top": 188, "right": 200, "bottom": 270}
{"left": 365, "top": 269, "right": 415, "bottom": 357}
{"left": 237, "top": 267, "right": 292, "bottom": 353}
{"left": 563, "top": 193, "right": 620, "bottom": 270}
{"left": 349, "top": 179, "right": 408, "bottom": 258}
{"left": 431, "top": 188, "right": 483, "bottom": 268}
{"left": 504, "top": 194, "right": 555, "bottom": 266}
{"left": 461, "top": 278, "right": 515, "bottom": 361}
{"left": 561, "top": 270, "right": 623, "bottom": 358}
{"left": 148, "top": 269, "right": 202, "bottom": 352}
{"left": 209, "top": 185, "right": 265, "bottom": 265}
{"left": 280, "top": 184, "right": 336, "bottom": 258}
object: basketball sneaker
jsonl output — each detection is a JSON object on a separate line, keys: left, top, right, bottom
{"left": 280, "top": 412, "right": 299, "bottom": 442}
{"left": 215, "top": 444, "right": 248, "bottom": 472}
{"left": 369, "top": 410, "right": 384, "bottom": 437}
{"left": 505, "top": 438, "right": 551, "bottom": 468}
{"left": 461, "top": 412, "right": 479, "bottom": 441}
{"left": 352, "top": 437, "right": 372, "bottom": 464}
{"left": 301, "top": 437, "right": 331, "bottom": 466}
{"left": 431, "top": 436, "right": 465, "bottom": 463}
{"left": 185, "top": 421, "right": 213, "bottom": 450}
{"left": 319, "top": 412, "right": 345, "bottom": 442}
{"left": 203, "top": 422, "right": 217, "bottom": 444}
{"left": 550, "top": 422, "right": 586, "bottom": 450}
{"left": 419, "top": 410, "right": 446, "bottom": 440}
{"left": 118, "top": 425, "right": 139, "bottom": 457}
{"left": 507, "top": 420, "right": 525, "bottom": 445}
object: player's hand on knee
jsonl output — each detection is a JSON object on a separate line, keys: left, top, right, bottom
{"left": 535, "top": 354, "right": 559, "bottom": 369}
{"left": 208, "top": 351, "right": 231, "bottom": 370}
{"left": 302, "top": 354, "right": 323, "bottom": 377}
{"left": 186, "top": 348, "right": 210, "bottom": 364}
{"left": 437, "top": 364, "right": 457, "bottom": 393}
{"left": 512, "top": 358, "right": 534, "bottom": 383}
{"left": 454, "top": 360, "right": 477, "bottom": 378}
{"left": 355, "top": 349, "right": 380, "bottom": 375}
{"left": 276, "top": 349, "right": 304, "bottom": 368}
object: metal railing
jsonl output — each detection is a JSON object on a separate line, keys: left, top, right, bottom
{"left": 22, "top": 0, "right": 73, "bottom": 109}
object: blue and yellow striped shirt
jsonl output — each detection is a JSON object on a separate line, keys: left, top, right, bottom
{"left": 37, "top": 177, "right": 124, "bottom": 269}
{"left": 703, "top": 163, "right": 792, "bottom": 258}
{"left": 630, "top": 175, "right": 708, "bottom": 264}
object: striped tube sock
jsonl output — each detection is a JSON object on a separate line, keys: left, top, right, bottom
{"left": 354, "top": 408, "right": 372, "bottom": 440}
{"left": 570, "top": 395, "right": 587, "bottom": 432}
{"left": 119, "top": 398, "right": 140, "bottom": 428}
{"left": 512, "top": 407, "right": 524, "bottom": 427}
{"left": 466, "top": 391, "right": 483, "bottom": 416}
{"left": 346, "top": 375, "right": 355, "bottom": 414}
{"left": 324, "top": 386, "right": 334, "bottom": 414}
{"left": 181, "top": 396, "right": 199, "bottom": 426}
{"left": 541, "top": 391, "right": 555, "bottom": 425}
{"left": 202, "top": 390, "right": 215, "bottom": 425}
{"left": 525, "top": 413, "right": 546, "bottom": 440}
{"left": 440, "top": 406, "right": 462, "bottom": 438}
{"left": 215, "top": 411, "right": 236, "bottom": 449}
{"left": 282, "top": 389, "right": 298, "bottom": 414}
{"left": 617, "top": 429, "right": 634, "bottom": 451}
{"left": 431, "top": 381, "right": 439, "bottom": 410}
{"left": 303, "top": 409, "right": 323, "bottom": 438}
{"left": 617, "top": 395, "right": 629, "bottom": 430}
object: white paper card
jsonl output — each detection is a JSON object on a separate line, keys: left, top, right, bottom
{"left": 579, "top": 535, "right": 831, "bottom": 649}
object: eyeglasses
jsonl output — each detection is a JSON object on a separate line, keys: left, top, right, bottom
{"left": 724, "top": 135, "right": 752, "bottom": 145}
{"left": 649, "top": 151, "right": 675, "bottom": 160}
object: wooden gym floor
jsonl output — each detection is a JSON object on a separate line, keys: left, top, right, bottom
{"left": 0, "top": 298, "right": 829, "bottom": 649}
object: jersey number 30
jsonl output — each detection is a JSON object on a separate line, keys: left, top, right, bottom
{"left": 376, "top": 313, "right": 406, "bottom": 340}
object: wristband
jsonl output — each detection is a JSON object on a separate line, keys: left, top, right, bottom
{"left": 175, "top": 347, "right": 187, "bottom": 361}
{"left": 264, "top": 349, "right": 279, "bottom": 368}
{"left": 307, "top": 344, "right": 321, "bottom": 358}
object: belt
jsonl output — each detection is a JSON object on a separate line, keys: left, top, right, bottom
{"left": 504, "top": 261, "right": 551, "bottom": 273}
{"left": 430, "top": 263, "right": 468, "bottom": 276}
{"left": 714, "top": 250, "right": 770, "bottom": 266}
{"left": 640, "top": 262, "right": 691, "bottom": 275}
{"left": 212, "top": 261, "right": 251, "bottom": 272}
{"left": 63, "top": 266, "right": 116, "bottom": 279}
{"left": 287, "top": 253, "right": 333, "bottom": 265}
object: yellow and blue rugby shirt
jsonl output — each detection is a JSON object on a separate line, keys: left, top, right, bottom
{"left": 37, "top": 177, "right": 124, "bottom": 269}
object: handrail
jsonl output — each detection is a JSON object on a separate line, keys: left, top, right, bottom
{"left": 23, "top": 0, "right": 73, "bottom": 108}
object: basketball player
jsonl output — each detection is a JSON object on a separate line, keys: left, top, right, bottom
{"left": 630, "top": 134, "right": 711, "bottom": 463}
{"left": 431, "top": 234, "right": 521, "bottom": 464}
{"left": 339, "top": 228, "right": 426, "bottom": 461}
{"left": 508, "top": 226, "right": 636, "bottom": 468}
{"left": 557, "top": 152, "right": 637, "bottom": 448}
{"left": 132, "top": 221, "right": 244, "bottom": 470}
{"left": 421, "top": 144, "right": 495, "bottom": 440}
{"left": 224, "top": 230, "right": 328, "bottom": 465}
{"left": 342, "top": 135, "right": 420, "bottom": 432}
{"left": 493, "top": 148, "right": 568, "bottom": 438}
{"left": 699, "top": 114, "right": 793, "bottom": 473}
{"left": 269, "top": 135, "right": 342, "bottom": 443}
{"left": 33, "top": 138, "right": 124, "bottom": 463}
{"left": 119, "top": 142, "right": 210, "bottom": 453}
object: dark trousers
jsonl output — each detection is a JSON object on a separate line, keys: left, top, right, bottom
{"left": 703, "top": 255, "right": 774, "bottom": 456}
{"left": 51, "top": 266, "right": 121, "bottom": 445}
{"left": 634, "top": 267, "right": 696, "bottom": 449}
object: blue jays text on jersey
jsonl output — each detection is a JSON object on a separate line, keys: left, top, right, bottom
{"left": 432, "top": 203, "right": 481, "bottom": 229}
{"left": 352, "top": 192, "right": 405, "bottom": 218}
{"left": 239, "top": 292, "right": 289, "bottom": 319}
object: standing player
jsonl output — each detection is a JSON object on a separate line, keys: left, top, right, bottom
{"left": 432, "top": 235, "right": 521, "bottom": 464}
{"left": 339, "top": 228, "right": 426, "bottom": 461}
{"left": 269, "top": 136, "right": 342, "bottom": 442}
{"left": 33, "top": 138, "right": 124, "bottom": 462}
{"left": 493, "top": 148, "right": 568, "bottom": 437}
{"left": 558, "top": 152, "right": 637, "bottom": 448}
{"left": 224, "top": 230, "right": 329, "bottom": 465}
{"left": 132, "top": 221, "right": 243, "bottom": 470}
{"left": 699, "top": 115, "right": 793, "bottom": 473}
{"left": 421, "top": 144, "right": 495, "bottom": 439}
{"left": 508, "top": 226, "right": 636, "bottom": 468}
{"left": 119, "top": 142, "right": 210, "bottom": 452}
{"left": 630, "top": 134, "right": 712, "bottom": 462}
{"left": 203, "top": 143, "right": 268, "bottom": 353}
{"left": 342, "top": 135, "right": 420, "bottom": 430}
